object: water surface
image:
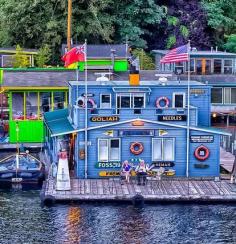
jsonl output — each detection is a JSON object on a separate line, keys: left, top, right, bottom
{"left": 0, "top": 189, "right": 236, "bottom": 244}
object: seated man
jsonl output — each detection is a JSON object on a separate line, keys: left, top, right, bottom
{"left": 135, "top": 160, "right": 149, "bottom": 185}
{"left": 121, "top": 160, "right": 132, "bottom": 183}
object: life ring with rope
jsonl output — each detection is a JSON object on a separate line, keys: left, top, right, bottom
{"left": 77, "top": 96, "right": 97, "bottom": 109}
{"left": 156, "top": 96, "right": 169, "bottom": 108}
{"left": 130, "top": 142, "right": 144, "bottom": 155}
{"left": 194, "top": 145, "right": 210, "bottom": 161}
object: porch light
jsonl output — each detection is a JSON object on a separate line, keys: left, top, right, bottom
{"left": 212, "top": 113, "right": 217, "bottom": 118}
{"left": 132, "top": 120, "right": 144, "bottom": 126}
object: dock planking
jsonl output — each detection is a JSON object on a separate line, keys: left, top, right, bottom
{"left": 42, "top": 178, "right": 236, "bottom": 203}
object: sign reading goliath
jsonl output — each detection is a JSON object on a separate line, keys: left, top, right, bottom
{"left": 152, "top": 162, "right": 175, "bottom": 167}
{"left": 96, "top": 162, "right": 122, "bottom": 168}
{"left": 190, "top": 135, "right": 214, "bottom": 143}
{"left": 158, "top": 115, "right": 187, "bottom": 121}
{"left": 90, "top": 116, "right": 120, "bottom": 122}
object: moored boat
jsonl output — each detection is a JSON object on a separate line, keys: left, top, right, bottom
{"left": 0, "top": 152, "right": 45, "bottom": 184}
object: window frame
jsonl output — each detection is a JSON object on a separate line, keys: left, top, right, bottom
{"left": 98, "top": 138, "right": 121, "bottom": 162}
{"left": 223, "top": 59, "right": 233, "bottom": 74}
{"left": 172, "top": 92, "right": 186, "bottom": 108}
{"left": 152, "top": 137, "right": 175, "bottom": 162}
{"left": 213, "top": 59, "right": 222, "bottom": 74}
{"left": 100, "top": 93, "right": 112, "bottom": 109}
{"left": 211, "top": 87, "right": 223, "bottom": 104}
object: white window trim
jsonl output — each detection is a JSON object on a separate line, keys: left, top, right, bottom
{"left": 100, "top": 93, "right": 112, "bottom": 108}
{"left": 172, "top": 92, "right": 186, "bottom": 108}
{"left": 98, "top": 138, "right": 109, "bottom": 162}
{"left": 109, "top": 138, "right": 121, "bottom": 162}
{"left": 190, "top": 58, "right": 196, "bottom": 73}
{"left": 98, "top": 138, "right": 121, "bottom": 162}
{"left": 223, "top": 87, "right": 231, "bottom": 104}
{"left": 223, "top": 59, "right": 233, "bottom": 74}
{"left": 152, "top": 137, "right": 175, "bottom": 161}
{"left": 230, "top": 87, "right": 236, "bottom": 104}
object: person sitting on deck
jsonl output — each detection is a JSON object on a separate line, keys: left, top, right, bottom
{"left": 121, "top": 160, "right": 132, "bottom": 183}
{"left": 135, "top": 160, "right": 149, "bottom": 185}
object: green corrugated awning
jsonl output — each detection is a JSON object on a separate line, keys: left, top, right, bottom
{"left": 44, "top": 109, "right": 77, "bottom": 137}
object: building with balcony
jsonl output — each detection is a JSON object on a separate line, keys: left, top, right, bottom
{"left": 153, "top": 49, "right": 236, "bottom": 151}
{"left": 44, "top": 76, "right": 230, "bottom": 179}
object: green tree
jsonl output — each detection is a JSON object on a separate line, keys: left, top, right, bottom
{"left": 132, "top": 48, "right": 155, "bottom": 70}
{"left": 12, "top": 45, "right": 30, "bottom": 68}
{"left": 35, "top": 44, "right": 52, "bottom": 67}
{"left": 224, "top": 34, "right": 236, "bottom": 53}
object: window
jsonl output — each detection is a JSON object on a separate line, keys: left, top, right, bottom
{"left": 214, "top": 59, "right": 222, "bottom": 74}
{"left": 53, "top": 92, "right": 65, "bottom": 110}
{"left": 224, "top": 88, "right": 231, "bottom": 104}
{"left": 98, "top": 138, "right": 120, "bottom": 162}
{"left": 116, "top": 93, "right": 145, "bottom": 114}
{"left": 40, "top": 92, "right": 51, "bottom": 115}
{"left": 231, "top": 88, "right": 236, "bottom": 104}
{"left": 175, "top": 62, "right": 184, "bottom": 74}
{"left": 196, "top": 60, "right": 202, "bottom": 74}
{"left": 190, "top": 59, "right": 195, "bottom": 72}
{"left": 12, "top": 92, "right": 24, "bottom": 120}
{"left": 173, "top": 93, "right": 185, "bottom": 108}
{"left": 152, "top": 138, "right": 175, "bottom": 161}
{"left": 100, "top": 94, "right": 111, "bottom": 108}
{"left": 211, "top": 88, "right": 223, "bottom": 104}
{"left": 224, "top": 60, "right": 233, "bottom": 74}
{"left": 26, "top": 92, "right": 38, "bottom": 120}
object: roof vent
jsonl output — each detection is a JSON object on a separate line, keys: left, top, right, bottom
{"left": 192, "top": 47, "right": 197, "bottom": 52}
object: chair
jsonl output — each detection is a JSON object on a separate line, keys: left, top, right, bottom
{"left": 147, "top": 167, "right": 165, "bottom": 188}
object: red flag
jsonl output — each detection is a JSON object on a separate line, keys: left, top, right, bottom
{"left": 160, "top": 44, "right": 189, "bottom": 64}
{"left": 62, "top": 45, "right": 85, "bottom": 67}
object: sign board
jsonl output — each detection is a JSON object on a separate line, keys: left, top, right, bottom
{"left": 90, "top": 116, "right": 120, "bottom": 122}
{"left": 190, "top": 89, "right": 205, "bottom": 95}
{"left": 99, "top": 171, "right": 120, "bottom": 177}
{"left": 96, "top": 162, "right": 122, "bottom": 169}
{"left": 82, "top": 93, "right": 94, "bottom": 97}
{"left": 190, "top": 135, "right": 214, "bottom": 143}
{"left": 152, "top": 162, "right": 175, "bottom": 167}
{"left": 158, "top": 115, "right": 187, "bottom": 121}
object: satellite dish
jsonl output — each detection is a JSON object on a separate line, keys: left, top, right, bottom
{"left": 158, "top": 77, "right": 168, "bottom": 85}
{"left": 95, "top": 73, "right": 110, "bottom": 85}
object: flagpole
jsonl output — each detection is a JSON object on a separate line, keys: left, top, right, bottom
{"left": 186, "top": 40, "right": 191, "bottom": 177}
{"left": 84, "top": 39, "right": 88, "bottom": 179}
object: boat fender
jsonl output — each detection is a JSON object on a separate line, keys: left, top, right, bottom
{"left": 132, "top": 194, "right": 144, "bottom": 207}
{"left": 156, "top": 96, "right": 169, "bottom": 108}
{"left": 194, "top": 145, "right": 210, "bottom": 161}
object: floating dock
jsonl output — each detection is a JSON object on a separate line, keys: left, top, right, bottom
{"left": 40, "top": 177, "right": 236, "bottom": 205}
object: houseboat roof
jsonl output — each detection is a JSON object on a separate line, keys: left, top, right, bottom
{"left": 0, "top": 47, "right": 38, "bottom": 54}
{"left": 61, "top": 44, "right": 129, "bottom": 58}
{"left": 152, "top": 49, "right": 236, "bottom": 58}
{"left": 69, "top": 79, "right": 206, "bottom": 87}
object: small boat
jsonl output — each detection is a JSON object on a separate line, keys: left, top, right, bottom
{"left": 0, "top": 152, "right": 45, "bottom": 184}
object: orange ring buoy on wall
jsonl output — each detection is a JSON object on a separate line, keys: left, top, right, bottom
{"left": 194, "top": 145, "right": 210, "bottom": 161}
{"left": 156, "top": 96, "right": 170, "bottom": 108}
{"left": 130, "top": 142, "right": 144, "bottom": 155}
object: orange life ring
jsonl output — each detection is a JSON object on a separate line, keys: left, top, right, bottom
{"left": 194, "top": 145, "right": 210, "bottom": 161}
{"left": 156, "top": 96, "right": 169, "bottom": 108}
{"left": 130, "top": 142, "right": 144, "bottom": 155}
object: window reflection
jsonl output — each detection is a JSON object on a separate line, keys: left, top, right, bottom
{"left": 12, "top": 93, "right": 24, "bottom": 120}
{"left": 40, "top": 92, "right": 51, "bottom": 116}
{"left": 54, "top": 92, "right": 65, "bottom": 110}
{"left": 26, "top": 92, "right": 38, "bottom": 120}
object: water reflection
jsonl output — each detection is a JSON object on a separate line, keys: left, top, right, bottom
{"left": 1, "top": 190, "right": 236, "bottom": 244}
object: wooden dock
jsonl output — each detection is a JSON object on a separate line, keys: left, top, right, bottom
{"left": 41, "top": 177, "right": 236, "bottom": 205}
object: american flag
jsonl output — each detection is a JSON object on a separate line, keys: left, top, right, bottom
{"left": 160, "top": 44, "right": 189, "bottom": 64}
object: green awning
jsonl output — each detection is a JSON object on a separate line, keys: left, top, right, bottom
{"left": 44, "top": 109, "right": 77, "bottom": 137}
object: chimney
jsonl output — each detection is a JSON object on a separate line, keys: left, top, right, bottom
{"left": 211, "top": 47, "right": 213, "bottom": 52}
{"left": 216, "top": 46, "right": 218, "bottom": 52}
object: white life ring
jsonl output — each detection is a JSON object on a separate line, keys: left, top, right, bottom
{"left": 77, "top": 96, "right": 97, "bottom": 109}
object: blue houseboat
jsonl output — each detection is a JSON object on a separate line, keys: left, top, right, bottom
{"left": 44, "top": 75, "right": 230, "bottom": 179}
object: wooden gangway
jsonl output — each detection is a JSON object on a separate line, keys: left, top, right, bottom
{"left": 41, "top": 177, "right": 236, "bottom": 205}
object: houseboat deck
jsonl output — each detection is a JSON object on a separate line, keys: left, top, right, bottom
{"left": 41, "top": 177, "right": 236, "bottom": 205}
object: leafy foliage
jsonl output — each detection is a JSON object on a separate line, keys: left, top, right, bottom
{"left": 224, "top": 34, "right": 236, "bottom": 53}
{"left": 12, "top": 45, "right": 30, "bottom": 68}
{"left": 35, "top": 45, "right": 52, "bottom": 67}
{"left": 132, "top": 48, "right": 155, "bottom": 70}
